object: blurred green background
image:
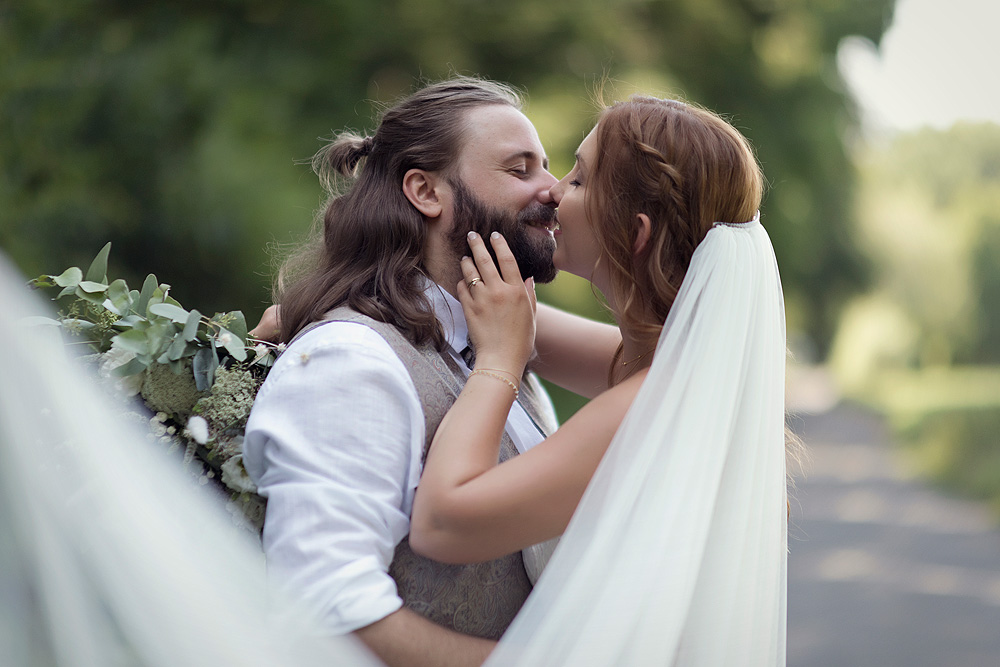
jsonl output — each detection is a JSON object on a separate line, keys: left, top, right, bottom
{"left": 4, "top": 1, "right": 999, "bottom": 509}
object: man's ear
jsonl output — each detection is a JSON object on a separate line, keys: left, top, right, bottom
{"left": 634, "top": 213, "right": 652, "bottom": 255}
{"left": 402, "top": 169, "right": 445, "bottom": 218}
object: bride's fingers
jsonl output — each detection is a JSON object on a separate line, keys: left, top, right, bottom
{"left": 466, "top": 231, "right": 502, "bottom": 283}
{"left": 487, "top": 232, "right": 523, "bottom": 285}
{"left": 459, "top": 256, "right": 482, "bottom": 292}
{"left": 526, "top": 277, "right": 537, "bottom": 313}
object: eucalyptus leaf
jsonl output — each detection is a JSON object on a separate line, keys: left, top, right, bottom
{"left": 114, "top": 314, "right": 144, "bottom": 328}
{"left": 145, "top": 284, "right": 172, "bottom": 312}
{"left": 217, "top": 326, "right": 248, "bottom": 362}
{"left": 106, "top": 279, "right": 131, "bottom": 315}
{"left": 75, "top": 285, "right": 106, "bottom": 305}
{"left": 135, "top": 274, "right": 158, "bottom": 315}
{"left": 53, "top": 267, "right": 83, "bottom": 288}
{"left": 113, "top": 329, "right": 151, "bottom": 355}
{"left": 30, "top": 275, "right": 57, "bottom": 288}
{"left": 78, "top": 280, "right": 108, "bottom": 293}
{"left": 193, "top": 347, "right": 219, "bottom": 391}
{"left": 165, "top": 333, "right": 189, "bottom": 361}
{"left": 225, "top": 311, "right": 248, "bottom": 342}
{"left": 182, "top": 309, "right": 201, "bottom": 342}
{"left": 85, "top": 242, "right": 111, "bottom": 283}
{"left": 145, "top": 319, "right": 178, "bottom": 358}
{"left": 149, "top": 302, "right": 189, "bottom": 324}
{"left": 112, "top": 356, "right": 147, "bottom": 377}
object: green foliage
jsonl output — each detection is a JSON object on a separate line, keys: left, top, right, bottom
{"left": 30, "top": 242, "right": 275, "bottom": 389}
{"left": 2, "top": 0, "right": 895, "bottom": 358}
{"left": 830, "top": 122, "right": 1000, "bottom": 390}
{"left": 28, "top": 243, "right": 273, "bottom": 530}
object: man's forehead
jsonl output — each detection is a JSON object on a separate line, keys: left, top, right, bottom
{"left": 458, "top": 105, "right": 547, "bottom": 165}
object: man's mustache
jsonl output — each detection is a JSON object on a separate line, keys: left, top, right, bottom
{"left": 517, "top": 203, "right": 556, "bottom": 226}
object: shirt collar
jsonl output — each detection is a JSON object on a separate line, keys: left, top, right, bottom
{"left": 423, "top": 279, "right": 469, "bottom": 354}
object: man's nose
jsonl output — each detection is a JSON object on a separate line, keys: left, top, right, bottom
{"left": 544, "top": 180, "right": 562, "bottom": 206}
{"left": 537, "top": 172, "right": 559, "bottom": 204}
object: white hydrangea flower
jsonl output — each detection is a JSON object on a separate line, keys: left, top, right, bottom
{"left": 99, "top": 345, "right": 142, "bottom": 396}
{"left": 221, "top": 455, "right": 258, "bottom": 494}
{"left": 186, "top": 415, "right": 210, "bottom": 445}
{"left": 217, "top": 331, "right": 233, "bottom": 347}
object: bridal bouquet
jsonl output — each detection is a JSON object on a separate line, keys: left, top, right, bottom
{"left": 29, "top": 243, "right": 275, "bottom": 533}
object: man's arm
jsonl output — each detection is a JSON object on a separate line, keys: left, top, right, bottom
{"left": 246, "top": 323, "right": 491, "bottom": 665}
{"left": 533, "top": 302, "right": 621, "bottom": 398}
{"left": 356, "top": 608, "right": 495, "bottom": 667}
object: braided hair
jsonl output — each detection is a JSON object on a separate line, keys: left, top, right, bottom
{"left": 587, "top": 97, "right": 764, "bottom": 378}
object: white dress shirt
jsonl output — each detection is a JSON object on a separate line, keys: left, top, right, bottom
{"left": 243, "top": 283, "right": 555, "bottom": 634}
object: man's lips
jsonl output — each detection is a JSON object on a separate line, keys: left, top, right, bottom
{"left": 525, "top": 216, "right": 558, "bottom": 231}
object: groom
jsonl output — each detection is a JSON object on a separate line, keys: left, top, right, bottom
{"left": 243, "top": 77, "right": 560, "bottom": 667}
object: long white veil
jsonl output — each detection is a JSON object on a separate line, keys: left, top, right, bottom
{"left": 0, "top": 254, "right": 379, "bottom": 667}
{"left": 487, "top": 218, "right": 787, "bottom": 665}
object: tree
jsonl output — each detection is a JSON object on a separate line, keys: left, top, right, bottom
{"left": 831, "top": 122, "right": 1000, "bottom": 386}
{"left": 1, "top": 0, "right": 894, "bottom": 349}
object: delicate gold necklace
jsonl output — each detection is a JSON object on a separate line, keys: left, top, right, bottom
{"left": 621, "top": 349, "right": 653, "bottom": 367}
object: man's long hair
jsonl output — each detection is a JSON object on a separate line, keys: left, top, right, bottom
{"left": 276, "top": 77, "right": 523, "bottom": 346}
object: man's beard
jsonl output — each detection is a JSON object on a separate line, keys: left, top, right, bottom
{"left": 447, "top": 179, "right": 558, "bottom": 284}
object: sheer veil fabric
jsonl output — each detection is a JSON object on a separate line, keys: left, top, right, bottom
{"left": 487, "top": 218, "right": 787, "bottom": 666}
{"left": 0, "top": 255, "right": 379, "bottom": 667}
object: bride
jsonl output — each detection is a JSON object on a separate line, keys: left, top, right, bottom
{"left": 1, "top": 93, "right": 785, "bottom": 666}
{"left": 410, "top": 96, "right": 788, "bottom": 665}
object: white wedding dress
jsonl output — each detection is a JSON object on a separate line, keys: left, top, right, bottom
{"left": 0, "top": 216, "right": 785, "bottom": 666}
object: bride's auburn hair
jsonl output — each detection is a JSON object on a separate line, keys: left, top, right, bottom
{"left": 588, "top": 96, "right": 763, "bottom": 374}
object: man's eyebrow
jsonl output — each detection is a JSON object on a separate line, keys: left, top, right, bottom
{"left": 503, "top": 150, "right": 549, "bottom": 171}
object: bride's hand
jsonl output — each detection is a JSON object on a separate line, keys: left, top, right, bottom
{"left": 457, "top": 231, "right": 536, "bottom": 378}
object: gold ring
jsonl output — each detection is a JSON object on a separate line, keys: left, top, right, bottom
{"left": 467, "top": 278, "right": 481, "bottom": 288}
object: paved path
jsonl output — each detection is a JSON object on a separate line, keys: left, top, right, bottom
{"left": 787, "top": 400, "right": 1000, "bottom": 666}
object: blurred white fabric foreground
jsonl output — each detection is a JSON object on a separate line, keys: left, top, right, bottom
{"left": 0, "top": 254, "right": 379, "bottom": 667}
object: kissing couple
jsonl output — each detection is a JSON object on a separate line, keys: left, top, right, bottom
{"left": 243, "top": 76, "right": 788, "bottom": 666}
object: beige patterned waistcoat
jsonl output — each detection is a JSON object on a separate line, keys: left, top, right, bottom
{"left": 317, "top": 307, "right": 555, "bottom": 640}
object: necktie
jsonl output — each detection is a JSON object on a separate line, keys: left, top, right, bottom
{"left": 460, "top": 343, "right": 476, "bottom": 369}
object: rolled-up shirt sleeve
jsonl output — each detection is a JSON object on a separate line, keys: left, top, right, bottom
{"left": 243, "top": 323, "right": 424, "bottom": 634}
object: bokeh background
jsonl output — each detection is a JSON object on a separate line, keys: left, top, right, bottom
{"left": 3, "top": 1, "right": 1000, "bottom": 663}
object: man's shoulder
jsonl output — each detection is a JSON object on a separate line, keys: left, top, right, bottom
{"left": 287, "top": 317, "right": 389, "bottom": 353}
{"left": 260, "top": 320, "right": 413, "bottom": 394}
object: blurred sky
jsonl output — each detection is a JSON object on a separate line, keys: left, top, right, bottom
{"left": 838, "top": 0, "right": 1000, "bottom": 132}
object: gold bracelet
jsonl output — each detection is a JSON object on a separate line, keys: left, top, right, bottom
{"left": 469, "top": 369, "right": 519, "bottom": 400}
{"left": 474, "top": 367, "right": 520, "bottom": 384}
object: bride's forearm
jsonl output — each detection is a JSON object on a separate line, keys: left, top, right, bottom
{"left": 533, "top": 303, "right": 621, "bottom": 398}
{"left": 409, "top": 371, "right": 518, "bottom": 559}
